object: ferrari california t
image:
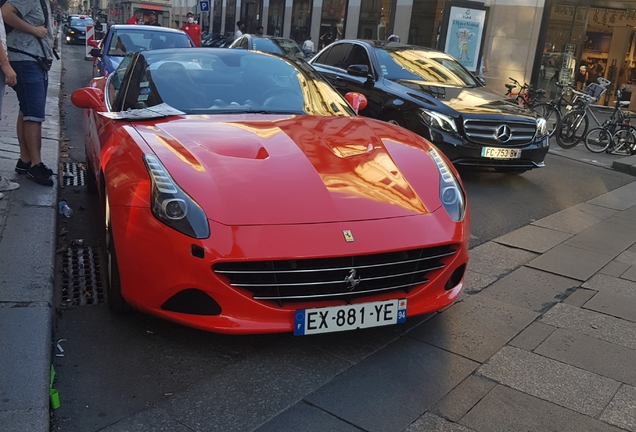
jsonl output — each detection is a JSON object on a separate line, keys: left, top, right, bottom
{"left": 71, "top": 48, "right": 470, "bottom": 335}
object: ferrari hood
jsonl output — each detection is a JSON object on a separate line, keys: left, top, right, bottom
{"left": 134, "top": 115, "right": 442, "bottom": 225}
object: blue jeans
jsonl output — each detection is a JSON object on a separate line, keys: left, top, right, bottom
{"left": 11, "top": 61, "right": 48, "bottom": 122}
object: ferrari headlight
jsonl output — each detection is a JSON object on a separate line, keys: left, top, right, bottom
{"left": 536, "top": 117, "right": 548, "bottom": 137}
{"left": 143, "top": 154, "right": 210, "bottom": 239}
{"left": 419, "top": 109, "right": 458, "bottom": 133}
{"left": 428, "top": 148, "right": 465, "bottom": 222}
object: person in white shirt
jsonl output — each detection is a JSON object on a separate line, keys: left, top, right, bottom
{"left": 235, "top": 20, "right": 244, "bottom": 39}
{"left": 302, "top": 36, "right": 314, "bottom": 57}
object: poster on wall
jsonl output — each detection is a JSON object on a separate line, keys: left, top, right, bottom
{"left": 438, "top": 1, "right": 489, "bottom": 73}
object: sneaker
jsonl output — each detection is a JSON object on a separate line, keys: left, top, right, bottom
{"left": 0, "top": 176, "right": 20, "bottom": 192}
{"left": 15, "top": 159, "right": 31, "bottom": 174}
{"left": 27, "top": 163, "right": 54, "bottom": 186}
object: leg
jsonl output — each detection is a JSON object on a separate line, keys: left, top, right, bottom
{"left": 22, "top": 118, "right": 43, "bottom": 166}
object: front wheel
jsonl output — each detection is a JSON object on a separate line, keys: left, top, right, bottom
{"left": 532, "top": 102, "right": 560, "bottom": 137}
{"left": 556, "top": 110, "right": 588, "bottom": 149}
{"left": 611, "top": 128, "right": 636, "bottom": 155}
{"left": 584, "top": 127, "right": 612, "bottom": 153}
{"left": 104, "top": 194, "right": 129, "bottom": 312}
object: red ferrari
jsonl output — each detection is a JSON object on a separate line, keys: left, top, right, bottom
{"left": 71, "top": 48, "right": 469, "bottom": 335}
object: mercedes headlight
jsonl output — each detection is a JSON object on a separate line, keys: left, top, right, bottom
{"left": 536, "top": 117, "right": 548, "bottom": 137}
{"left": 419, "top": 109, "right": 458, "bottom": 133}
{"left": 428, "top": 148, "right": 465, "bottom": 222}
{"left": 143, "top": 154, "right": 210, "bottom": 239}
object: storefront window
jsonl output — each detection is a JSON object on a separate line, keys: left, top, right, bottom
{"left": 357, "top": 0, "right": 393, "bottom": 40}
{"left": 268, "top": 0, "right": 285, "bottom": 36}
{"left": 241, "top": 0, "right": 262, "bottom": 34}
{"left": 408, "top": 0, "right": 444, "bottom": 48}
{"left": 319, "top": 0, "right": 347, "bottom": 50}
{"left": 213, "top": 0, "right": 222, "bottom": 35}
{"left": 225, "top": 0, "right": 236, "bottom": 35}
{"left": 290, "top": 0, "right": 311, "bottom": 43}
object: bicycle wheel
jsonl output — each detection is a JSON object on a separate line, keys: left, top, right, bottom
{"left": 611, "top": 128, "right": 636, "bottom": 155}
{"left": 532, "top": 102, "right": 560, "bottom": 137}
{"left": 584, "top": 127, "right": 612, "bottom": 153}
{"left": 556, "top": 110, "right": 588, "bottom": 149}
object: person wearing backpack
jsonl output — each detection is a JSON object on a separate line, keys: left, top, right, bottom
{"left": 0, "top": 6, "right": 20, "bottom": 199}
{"left": 1, "top": 0, "right": 55, "bottom": 186}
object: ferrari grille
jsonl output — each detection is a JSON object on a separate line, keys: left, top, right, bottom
{"left": 212, "top": 245, "right": 457, "bottom": 302}
{"left": 463, "top": 119, "right": 536, "bottom": 146}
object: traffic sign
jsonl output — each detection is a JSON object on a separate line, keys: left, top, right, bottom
{"left": 199, "top": 1, "right": 209, "bottom": 11}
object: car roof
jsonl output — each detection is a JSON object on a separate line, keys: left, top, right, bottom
{"left": 332, "top": 39, "right": 439, "bottom": 53}
{"left": 109, "top": 25, "right": 188, "bottom": 35}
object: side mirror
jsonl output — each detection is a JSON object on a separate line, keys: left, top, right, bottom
{"left": 345, "top": 92, "right": 368, "bottom": 114}
{"left": 71, "top": 87, "right": 105, "bottom": 111}
{"left": 88, "top": 39, "right": 99, "bottom": 48}
{"left": 348, "top": 64, "right": 370, "bottom": 78}
{"left": 90, "top": 47, "right": 101, "bottom": 57}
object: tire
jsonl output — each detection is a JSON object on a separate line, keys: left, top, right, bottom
{"left": 532, "top": 102, "right": 560, "bottom": 137}
{"left": 382, "top": 111, "right": 406, "bottom": 128}
{"left": 611, "top": 129, "right": 636, "bottom": 155}
{"left": 584, "top": 127, "right": 612, "bottom": 153}
{"left": 105, "top": 195, "right": 129, "bottom": 312}
{"left": 556, "top": 110, "right": 588, "bottom": 149}
{"left": 85, "top": 151, "right": 98, "bottom": 194}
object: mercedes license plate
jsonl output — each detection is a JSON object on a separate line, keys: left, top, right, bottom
{"left": 481, "top": 147, "right": 521, "bottom": 159}
{"left": 294, "top": 299, "right": 407, "bottom": 335}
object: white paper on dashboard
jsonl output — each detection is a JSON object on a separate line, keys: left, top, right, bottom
{"left": 99, "top": 103, "right": 185, "bottom": 120}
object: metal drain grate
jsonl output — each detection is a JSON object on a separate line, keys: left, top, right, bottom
{"left": 61, "top": 247, "right": 105, "bottom": 307}
{"left": 61, "top": 162, "right": 86, "bottom": 187}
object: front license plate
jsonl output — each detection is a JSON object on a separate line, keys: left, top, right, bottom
{"left": 79, "top": 36, "right": 86, "bottom": 39}
{"left": 481, "top": 147, "right": 521, "bottom": 159}
{"left": 294, "top": 299, "right": 407, "bottom": 335}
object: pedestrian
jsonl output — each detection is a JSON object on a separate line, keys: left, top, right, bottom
{"left": 256, "top": 25, "right": 264, "bottom": 36}
{"left": 181, "top": 12, "right": 201, "bottom": 47}
{"left": 301, "top": 36, "right": 314, "bottom": 57}
{"left": 126, "top": 9, "right": 142, "bottom": 25}
{"left": 575, "top": 62, "right": 588, "bottom": 89}
{"left": 319, "top": 31, "right": 331, "bottom": 49}
{"left": 0, "top": 6, "right": 20, "bottom": 199}
{"left": 145, "top": 11, "right": 161, "bottom": 26}
{"left": 1, "top": 0, "right": 55, "bottom": 186}
{"left": 235, "top": 20, "right": 244, "bottom": 39}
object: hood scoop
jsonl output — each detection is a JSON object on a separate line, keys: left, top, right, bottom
{"left": 207, "top": 138, "right": 270, "bottom": 160}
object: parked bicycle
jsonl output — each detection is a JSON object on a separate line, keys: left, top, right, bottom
{"left": 505, "top": 77, "right": 545, "bottom": 108}
{"left": 555, "top": 79, "right": 611, "bottom": 149}
{"left": 584, "top": 89, "right": 633, "bottom": 153}
{"left": 531, "top": 82, "right": 575, "bottom": 137}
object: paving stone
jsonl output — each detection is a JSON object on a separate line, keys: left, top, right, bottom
{"left": 583, "top": 274, "right": 636, "bottom": 321}
{"left": 536, "top": 328, "right": 636, "bottom": 386}
{"left": 615, "top": 205, "right": 636, "bottom": 221}
{"left": 409, "top": 296, "right": 538, "bottom": 363}
{"left": 467, "top": 242, "right": 537, "bottom": 278}
{"left": 588, "top": 184, "right": 636, "bottom": 210}
{"left": 430, "top": 374, "right": 496, "bottom": 422}
{"left": 0, "top": 409, "right": 49, "bottom": 432}
{"left": 526, "top": 244, "right": 614, "bottom": 281}
{"left": 600, "top": 261, "right": 631, "bottom": 277}
{"left": 99, "top": 407, "right": 192, "bottom": 432}
{"left": 462, "top": 269, "right": 497, "bottom": 294}
{"left": 616, "top": 250, "right": 636, "bottom": 266}
{"left": 509, "top": 321, "right": 557, "bottom": 351}
{"left": 477, "top": 346, "right": 620, "bottom": 416}
{"left": 563, "top": 288, "right": 597, "bottom": 307}
{"left": 479, "top": 266, "right": 579, "bottom": 313}
{"left": 600, "top": 384, "right": 636, "bottom": 432}
{"left": 460, "top": 384, "right": 624, "bottom": 432}
{"left": 255, "top": 402, "right": 359, "bottom": 432}
{"left": 541, "top": 303, "right": 636, "bottom": 351}
{"left": 623, "top": 265, "right": 636, "bottom": 282}
{"left": 531, "top": 203, "right": 618, "bottom": 234}
{"left": 406, "top": 413, "right": 476, "bottom": 432}
{"left": 563, "top": 216, "right": 636, "bottom": 256}
{"left": 304, "top": 338, "right": 478, "bottom": 432}
{"left": 493, "top": 224, "right": 572, "bottom": 253}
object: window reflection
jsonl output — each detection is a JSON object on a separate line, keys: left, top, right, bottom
{"left": 408, "top": 0, "right": 444, "bottom": 47}
{"left": 225, "top": 0, "right": 236, "bottom": 35}
{"left": 267, "top": 0, "right": 285, "bottom": 36}
{"left": 212, "top": 0, "right": 222, "bottom": 34}
{"left": 357, "top": 0, "right": 393, "bottom": 40}
{"left": 290, "top": 0, "right": 311, "bottom": 43}
{"left": 320, "top": 0, "right": 347, "bottom": 49}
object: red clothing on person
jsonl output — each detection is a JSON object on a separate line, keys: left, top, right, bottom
{"left": 181, "top": 22, "right": 201, "bottom": 47}
{"left": 126, "top": 16, "right": 138, "bottom": 24}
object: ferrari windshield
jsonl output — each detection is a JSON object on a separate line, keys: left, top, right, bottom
{"left": 375, "top": 47, "right": 478, "bottom": 87}
{"left": 107, "top": 29, "right": 192, "bottom": 57}
{"left": 116, "top": 49, "right": 355, "bottom": 116}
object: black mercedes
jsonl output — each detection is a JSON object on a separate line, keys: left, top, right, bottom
{"left": 65, "top": 15, "right": 93, "bottom": 45}
{"left": 309, "top": 40, "right": 549, "bottom": 174}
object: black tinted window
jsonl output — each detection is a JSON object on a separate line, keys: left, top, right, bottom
{"left": 322, "top": 43, "right": 351, "bottom": 69}
{"left": 313, "top": 47, "right": 331, "bottom": 64}
{"left": 348, "top": 45, "right": 371, "bottom": 70}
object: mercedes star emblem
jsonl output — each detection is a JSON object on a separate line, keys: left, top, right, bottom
{"left": 496, "top": 124, "right": 512, "bottom": 143}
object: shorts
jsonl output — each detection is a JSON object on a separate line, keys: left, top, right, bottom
{"left": 11, "top": 61, "right": 48, "bottom": 122}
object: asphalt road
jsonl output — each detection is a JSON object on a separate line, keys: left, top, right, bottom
{"left": 51, "top": 44, "right": 635, "bottom": 432}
